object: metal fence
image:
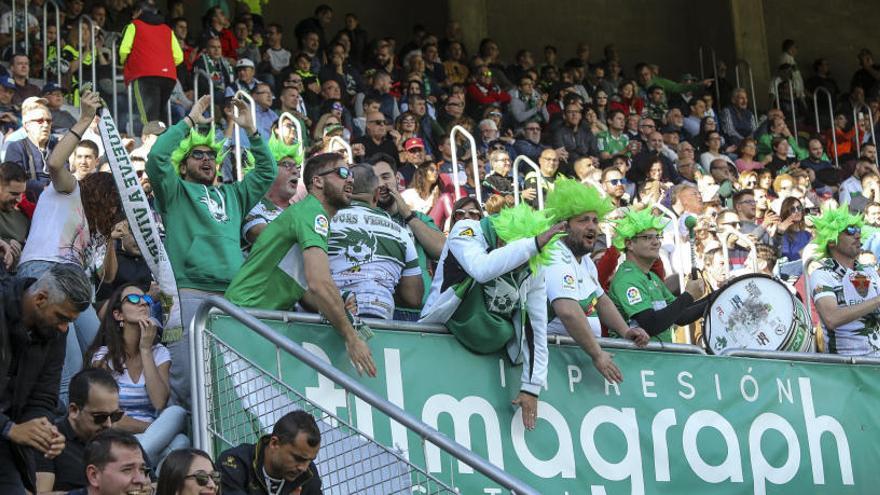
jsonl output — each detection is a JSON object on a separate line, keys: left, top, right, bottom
{"left": 200, "top": 324, "right": 458, "bottom": 494}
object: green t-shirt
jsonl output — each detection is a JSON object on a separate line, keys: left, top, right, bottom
{"left": 225, "top": 194, "right": 329, "bottom": 309}
{"left": 597, "top": 130, "right": 630, "bottom": 156}
{"left": 608, "top": 259, "right": 676, "bottom": 342}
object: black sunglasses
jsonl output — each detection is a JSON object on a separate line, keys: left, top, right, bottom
{"left": 317, "top": 166, "right": 351, "bottom": 179}
{"left": 123, "top": 294, "right": 154, "bottom": 306}
{"left": 455, "top": 208, "right": 482, "bottom": 219}
{"left": 844, "top": 225, "right": 861, "bottom": 236}
{"left": 91, "top": 410, "right": 125, "bottom": 425}
{"left": 185, "top": 471, "right": 221, "bottom": 486}
{"left": 188, "top": 149, "right": 217, "bottom": 161}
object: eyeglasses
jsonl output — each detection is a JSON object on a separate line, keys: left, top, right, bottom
{"left": 634, "top": 233, "right": 663, "bottom": 241}
{"left": 317, "top": 166, "right": 351, "bottom": 179}
{"left": 605, "top": 178, "right": 625, "bottom": 186}
{"left": 368, "top": 119, "right": 387, "bottom": 125}
{"left": 26, "top": 118, "right": 52, "bottom": 125}
{"left": 90, "top": 410, "right": 125, "bottom": 425}
{"left": 454, "top": 208, "right": 482, "bottom": 220}
{"left": 738, "top": 199, "right": 757, "bottom": 205}
{"left": 790, "top": 205, "right": 804, "bottom": 212}
{"left": 122, "top": 294, "right": 154, "bottom": 306}
{"left": 481, "top": 71, "right": 492, "bottom": 77}
{"left": 844, "top": 225, "right": 861, "bottom": 236}
{"left": 185, "top": 471, "right": 221, "bottom": 487}
{"left": 188, "top": 149, "right": 217, "bottom": 161}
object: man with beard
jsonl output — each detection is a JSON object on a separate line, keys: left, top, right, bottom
{"left": 0, "top": 163, "right": 28, "bottom": 267}
{"left": 0, "top": 263, "right": 92, "bottom": 493}
{"left": 242, "top": 139, "right": 303, "bottom": 249}
{"left": 601, "top": 167, "right": 629, "bottom": 208}
{"left": 369, "top": 153, "right": 445, "bottom": 319}
{"left": 810, "top": 205, "right": 880, "bottom": 355}
{"left": 226, "top": 152, "right": 376, "bottom": 377}
{"left": 146, "top": 94, "right": 276, "bottom": 406}
{"left": 543, "top": 179, "right": 649, "bottom": 381}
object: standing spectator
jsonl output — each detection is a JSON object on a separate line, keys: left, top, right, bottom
{"left": 35, "top": 368, "right": 124, "bottom": 493}
{"left": 145, "top": 95, "right": 276, "bottom": 406}
{"left": 5, "top": 97, "right": 56, "bottom": 188}
{"left": 8, "top": 54, "right": 39, "bottom": 106}
{"left": 851, "top": 49, "right": 880, "bottom": 95}
{"left": 242, "top": 138, "right": 302, "bottom": 248}
{"left": 341, "top": 13, "right": 368, "bottom": 67}
{"left": 120, "top": 2, "right": 182, "bottom": 127}
{"left": 635, "top": 62, "right": 711, "bottom": 98}
{"left": 443, "top": 41, "right": 469, "bottom": 86}
{"left": 597, "top": 108, "right": 630, "bottom": 160}
{"left": 0, "top": 264, "right": 92, "bottom": 493}
{"left": 260, "top": 23, "right": 291, "bottom": 89}
{"left": 85, "top": 284, "right": 189, "bottom": 466}
{"left": 156, "top": 448, "right": 219, "bottom": 495}
{"left": 508, "top": 75, "right": 548, "bottom": 127}
{"left": 682, "top": 97, "right": 708, "bottom": 138}
{"left": 219, "top": 411, "right": 322, "bottom": 494}
{"left": 195, "top": 37, "right": 235, "bottom": 105}
{"left": 295, "top": 4, "right": 333, "bottom": 52}
{"left": 225, "top": 58, "right": 261, "bottom": 97}
{"left": 233, "top": 20, "right": 260, "bottom": 65}
{"left": 524, "top": 148, "right": 564, "bottom": 207}
{"left": 43, "top": 82, "right": 78, "bottom": 134}
{"left": 778, "top": 39, "right": 805, "bottom": 100}
{"left": 200, "top": 7, "right": 237, "bottom": 60}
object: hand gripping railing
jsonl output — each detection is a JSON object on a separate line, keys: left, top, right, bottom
{"left": 190, "top": 296, "right": 541, "bottom": 495}
{"left": 42, "top": 0, "right": 62, "bottom": 86}
{"left": 853, "top": 103, "right": 878, "bottom": 166}
{"left": 78, "top": 15, "right": 97, "bottom": 93}
{"left": 511, "top": 155, "right": 544, "bottom": 210}
{"left": 734, "top": 59, "right": 759, "bottom": 121}
{"left": 328, "top": 135, "right": 354, "bottom": 164}
{"left": 233, "top": 89, "right": 257, "bottom": 181}
{"left": 278, "top": 112, "right": 304, "bottom": 147}
{"left": 813, "top": 87, "right": 838, "bottom": 167}
{"left": 192, "top": 67, "right": 216, "bottom": 123}
{"left": 718, "top": 228, "right": 758, "bottom": 274}
{"left": 773, "top": 77, "right": 798, "bottom": 138}
{"left": 450, "top": 125, "right": 482, "bottom": 205}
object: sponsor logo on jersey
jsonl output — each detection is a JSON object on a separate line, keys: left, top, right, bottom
{"left": 459, "top": 227, "right": 475, "bottom": 237}
{"left": 315, "top": 214, "right": 329, "bottom": 236}
{"left": 562, "top": 274, "right": 576, "bottom": 290}
{"left": 626, "top": 286, "right": 642, "bottom": 305}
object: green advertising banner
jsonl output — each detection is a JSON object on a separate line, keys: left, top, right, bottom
{"left": 207, "top": 315, "right": 880, "bottom": 495}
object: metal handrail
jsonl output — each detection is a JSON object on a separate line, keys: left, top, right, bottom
{"left": 710, "top": 48, "right": 721, "bottom": 114}
{"left": 511, "top": 155, "right": 544, "bottom": 210}
{"left": 801, "top": 254, "right": 820, "bottom": 337}
{"left": 813, "top": 87, "right": 838, "bottom": 167}
{"left": 42, "top": 0, "right": 62, "bottom": 86}
{"left": 549, "top": 334, "right": 707, "bottom": 355}
{"left": 718, "top": 228, "right": 758, "bottom": 274}
{"left": 733, "top": 59, "right": 758, "bottom": 121}
{"left": 233, "top": 89, "right": 257, "bottom": 181}
{"left": 853, "top": 103, "right": 878, "bottom": 166}
{"left": 719, "top": 348, "right": 880, "bottom": 365}
{"left": 77, "top": 15, "right": 97, "bottom": 93}
{"left": 190, "top": 296, "right": 541, "bottom": 495}
{"left": 107, "top": 32, "right": 119, "bottom": 125}
{"left": 126, "top": 83, "right": 134, "bottom": 135}
{"left": 192, "top": 68, "right": 216, "bottom": 123}
{"left": 278, "top": 112, "right": 304, "bottom": 148}
{"left": 327, "top": 135, "right": 353, "bottom": 164}
{"left": 167, "top": 99, "right": 172, "bottom": 127}
{"left": 450, "top": 125, "right": 482, "bottom": 205}
{"left": 773, "top": 77, "right": 798, "bottom": 138}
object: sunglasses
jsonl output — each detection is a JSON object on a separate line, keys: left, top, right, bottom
{"left": 844, "top": 225, "right": 861, "bottom": 236}
{"left": 455, "top": 208, "right": 482, "bottom": 220}
{"left": 122, "top": 294, "right": 154, "bottom": 306}
{"left": 634, "top": 234, "right": 663, "bottom": 241}
{"left": 790, "top": 206, "right": 804, "bottom": 212}
{"left": 317, "top": 166, "right": 351, "bottom": 179}
{"left": 605, "top": 178, "right": 625, "bottom": 186}
{"left": 90, "top": 410, "right": 125, "bottom": 425}
{"left": 482, "top": 71, "right": 493, "bottom": 77}
{"left": 188, "top": 149, "right": 217, "bottom": 161}
{"left": 185, "top": 471, "right": 221, "bottom": 487}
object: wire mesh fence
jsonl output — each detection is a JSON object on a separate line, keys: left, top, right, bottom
{"left": 202, "top": 328, "right": 459, "bottom": 495}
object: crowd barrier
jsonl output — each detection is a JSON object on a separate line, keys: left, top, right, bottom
{"left": 450, "top": 125, "right": 482, "bottom": 205}
{"left": 511, "top": 155, "right": 544, "bottom": 210}
{"left": 812, "top": 86, "right": 838, "bottom": 167}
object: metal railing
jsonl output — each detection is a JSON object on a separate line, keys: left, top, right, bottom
{"left": 773, "top": 77, "right": 798, "bottom": 138}
{"left": 697, "top": 47, "right": 720, "bottom": 108}
{"left": 853, "top": 103, "right": 878, "bottom": 166}
{"left": 719, "top": 229, "right": 758, "bottom": 274}
{"left": 192, "top": 68, "right": 217, "bottom": 123}
{"left": 191, "top": 297, "right": 541, "bottom": 495}
{"left": 734, "top": 59, "right": 758, "bottom": 121}
{"left": 813, "top": 87, "right": 838, "bottom": 167}
{"left": 233, "top": 89, "right": 257, "bottom": 181}
{"left": 328, "top": 136, "right": 353, "bottom": 164}
{"left": 279, "top": 111, "right": 304, "bottom": 148}
{"left": 511, "top": 155, "right": 544, "bottom": 210}
{"left": 450, "top": 125, "right": 482, "bottom": 205}
{"left": 78, "top": 15, "right": 97, "bottom": 93}
{"left": 42, "top": 0, "right": 62, "bottom": 86}
{"left": 719, "top": 348, "right": 880, "bottom": 365}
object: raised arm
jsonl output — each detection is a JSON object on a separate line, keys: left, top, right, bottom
{"left": 46, "top": 90, "right": 101, "bottom": 193}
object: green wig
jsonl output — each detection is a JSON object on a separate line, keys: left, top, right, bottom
{"left": 169, "top": 126, "right": 229, "bottom": 175}
{"left": 611, "top": 207, "right": 669, "bottom": 250}
{"left": 545, "top": 177, "right": 614, "bottom": 223}
{"left": 809, "top": 203, "right": 864, "bottom": 257}
{"left": 268, "top": 135, "right": 305, "bottom": 165}
{"left": 490, "top": 203, "right": 561, "bottom": 273}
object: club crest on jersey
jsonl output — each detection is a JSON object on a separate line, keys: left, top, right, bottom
{"left": 315, "top": 215, "right": 329, "bottom": 236}
{"left": 562, "top": 274, "right": 576, "bottom": 289}
{"left": 626, "top": 287, "right": 642, "bottom": 304}
{"left": 459, "top": 227, "right": 475, "bottom": 237}
{"left": 849, "top": 272, "right": 871, "bottom": 298}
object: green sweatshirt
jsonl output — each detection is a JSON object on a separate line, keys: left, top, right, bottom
{"left": 146, "top": 120, "right": 277, "bottom": 292}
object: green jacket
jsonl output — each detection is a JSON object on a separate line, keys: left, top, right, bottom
{"left": 643, "top": 76, "right": 703, "bottom": 97}
{"left": 756, "top": 133, "right": 808, "bottom": 161}
{"left": 146, "top": 120, "right": 277, "bottom": 292}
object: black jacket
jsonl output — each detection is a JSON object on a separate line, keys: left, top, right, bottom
{"left": 0, "top": 275, "right": 67, "bottom": 492}
{"left": 219, "top": 436, "right": 322, "bottom": 495}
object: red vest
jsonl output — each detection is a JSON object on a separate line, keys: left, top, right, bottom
{"left": 123, "top": 19, "right": 176, "bottom": 84}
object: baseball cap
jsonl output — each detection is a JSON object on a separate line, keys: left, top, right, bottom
{"left": 0, "top": 76, "right": 15, "bottom": 90}
{"left": 42, "top": 82, "right": 65, "bottom": 94}
{"left": 235, "top": 58, "right": 255, "bottom": 69}
{"left": 404, "top": 137, "right": 424, "bottom": 151}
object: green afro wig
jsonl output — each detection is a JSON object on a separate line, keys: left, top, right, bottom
{"left": 490, "top": 203, "right": 561, "bottom": 273}
{"left": 809, "top": 203, "right": 864, "bottom": 257}
{"left": 169, "top": 126, "right": 229, "bottom": 175}
{"left": 268, "top": 135, "right": 304, "bottom": 165}
{"left": 612, "top": 207, "right": 669, "bottom": 250}
{"left": 545, "top": 177, "right": 614, "bottom": 223}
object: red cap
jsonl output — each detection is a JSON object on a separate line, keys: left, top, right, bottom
{"left": 404, "top": 137, "right": 425, "bottom": 151}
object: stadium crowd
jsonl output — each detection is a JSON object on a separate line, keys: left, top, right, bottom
{"left": 0, "top": 0, "right": 880, "bottom": 493}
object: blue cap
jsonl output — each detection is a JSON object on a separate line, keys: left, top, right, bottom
{"left": 0, "top": 76, "right": 15, "bottom": 90}
{"left": 42, "top": 82, "right": 65, "bottom": 94}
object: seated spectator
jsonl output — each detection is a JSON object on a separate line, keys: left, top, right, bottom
{"left": 719, "top": 88, "right": 756, "bottom": 145}
{"left": 466, "top": 65, "right": 511, "bottom": 118}
{"left": 225, "top": 58, "right": 262, "bottom": 97}
{"left": 353, "top": 111, "right": 399, "bottom": 165}
{"left": 36, "top": 369, "right": 126, "bottom": 493}
{"left": 85, "top": 284, "right": 190, "bottom": 465}
{"left": 94, "top": 220, "right": 154, "bottom": 309}
{"left": 765, "top": 136, "right": 799, "bottom": 173}
{"left": 682, "top": 96, "right": 708, "bottom": 138}
{"left": 524, "top": 148, "right": 564, "bottom": 207}
{"left": 550, "top": 102, "right": 598, "bottom": 165}
{"left": 597, "top": 108, "right": 630, "bottom": 160}
{"left": 219, "top": 410, "right": 322, "bottom": 494}
{"left": 70, "top": 429, "right": 151, "bottom": 495}
{"left": 699, "top": 131, "right": 736, "bottom": 171}
{"left": 756, "top": 115, "right": 807, "bottom": 161}
{"left": 43, "top": 82, "right": 78, "bottom": 135}
{"left": 226, "top": 153, "right": 376, "bottom": 374}
{"left": 509, "top": 75, "right": 549, "bottom": 127}
{"left": 644, "top": 85, "right": 668, "bottom": 122}
{"left": 734, "top": 137, "right": 762, "bottom": 172}
{"left": 772, "top": 197, "right": 811, "bottom": 261}
{"left": 482, "top": 149, "right": 515, "bottom": 197}
{"left": 156, "top": 448, "right": 220, "bottom": 495}
{"left": 329, "top": 164, "right": 423, "bottom": 319}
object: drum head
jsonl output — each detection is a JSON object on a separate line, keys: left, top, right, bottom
{"left": 704, "top": 274, "right": 796, "bottom": 354}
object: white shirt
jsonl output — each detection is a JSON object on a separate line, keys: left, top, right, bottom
{"left": 544, "top": 242, "right": 605, "bottom": 338}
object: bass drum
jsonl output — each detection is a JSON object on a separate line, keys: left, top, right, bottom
{"left": 703, "top": 273, "right": 815, "bottom": 355}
